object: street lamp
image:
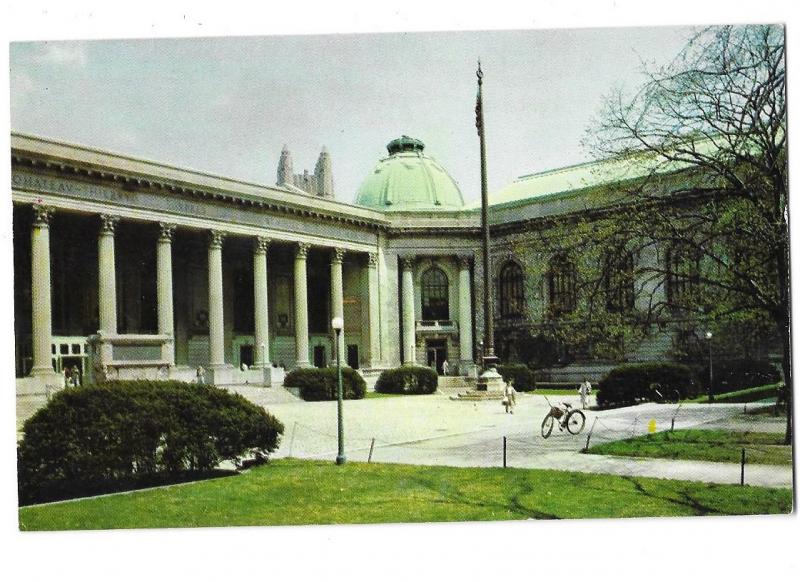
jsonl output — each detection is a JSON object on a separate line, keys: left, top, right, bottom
{"left": 331, "top": 316, "right": 346, "bottom": 465}
{"left": 705, "top": 331, "right": 714, "bottom": 403}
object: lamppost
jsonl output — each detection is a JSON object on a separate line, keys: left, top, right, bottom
{"left": 331, "top": 316, "right": 346, "bottom": 465}
{"left": 705, "top": 331, "right": 714, "bottom": 403}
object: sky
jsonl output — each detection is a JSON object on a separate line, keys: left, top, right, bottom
{"left": 10, "top": 27, "right": 695, "bottom": 205}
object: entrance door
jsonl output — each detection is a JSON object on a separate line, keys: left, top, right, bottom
{"left": 346, "top": 344, "right": 359, "bottom": 369}
{"left": 425, "top": 339, "right": 447, "bottom": 374}
{"left": 313, "top": 345, "right": 326, "bottom": 368}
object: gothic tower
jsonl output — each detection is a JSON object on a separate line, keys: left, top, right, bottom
{"left": 277, "top": 145, "right": 294, "bottom": 187}
{"left": 314, "top": 146, "right": 334, "bottom": 198}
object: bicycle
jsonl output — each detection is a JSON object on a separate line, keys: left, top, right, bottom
{"left": 541, "top": 396, "right": 586, "bottom": 438}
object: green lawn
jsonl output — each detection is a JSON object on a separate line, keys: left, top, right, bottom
{"left": 18, "top": 458, "right": 791, "bottom": 530}
{"left": 589, "top": 429, "right": 792, "bottom": 465}
{"left": 689, "top": 383, "right": 782, "bottom": 404}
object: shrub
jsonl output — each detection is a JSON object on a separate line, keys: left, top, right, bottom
{"left": 596, "top": 362, "right": 698, "bottom": 408}
{"left": 701, "top": 359, "right": 781, "bottom": 395}
{"left": 374, "top": 366, "right": 438, "bottom": 395}
{"left": 496, "top": 364, "right": 536, "bottom": 391}
{"left": 283, "top": 367, "right": 366, "bottom": 401}
{"left": 17, "top": 380, "right": 284, "bottom": 505}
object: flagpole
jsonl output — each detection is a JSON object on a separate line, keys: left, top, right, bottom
{"left": 476, "top": 61, "right": 498, "bottom": 375}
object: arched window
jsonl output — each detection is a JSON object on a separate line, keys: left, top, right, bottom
{"left": 548, "top": 254, "right": 576, "bottom": 316}
{"left": 499, "top": 261, "right": 524, "bottom": 318}
{"left": 604, "top": 248, "right": 635, "bottom": 312}
{"left": 666, "top": 242, "right": 700, "bottom": 306}
{"left": 421, "top": 267, "right": 449, "bottom": 320}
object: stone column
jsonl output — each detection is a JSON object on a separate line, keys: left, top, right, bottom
{"left": 253, "top": 236, "right": 271, "bottom": 369}
{"left": 30, "top": 205, "right": 55, "bottom": 377}
{"left": 294, "top": 242, "right": 311, "bottom": 368}
{"left": 367, "top": 252, "right": 381, "bottom": 368}
{"left": 401, "top": 256, "right": 416, "bottom": 365}
{"left": 157, "top": 223, "right": 176, "bottom": 365}
{"left": 331, "top": 248, "right": 346, "bottom": 364}
{"left": 208, "top": 230, "right": 226, "bottom": 369}
{"left": 458, "top": 256, "right": 474, "bottom": 372}
{"left": 98, "top": 214, "right": 120, "bottom": 336}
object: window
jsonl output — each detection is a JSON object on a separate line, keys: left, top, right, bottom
{"left": 421, "top": 267, "right": 449, "bottom": 320}
{"left": 547, "top": 254, "right": 576, "bottom": 316}
{"left": 604, "top": 248, "right": 635, "bottom": 312}
{"left": 498, "top": 261, "right": 525, "bottom": 318}
{"left": 666, "top": 242, "right": 700, "bottom": 306}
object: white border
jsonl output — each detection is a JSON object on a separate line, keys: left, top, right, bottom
{"left": 2, "top": 2, "right": 797, "bottom": 581}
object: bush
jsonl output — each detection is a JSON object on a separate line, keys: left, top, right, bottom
{"left": 17, "top": 380, "right": 284, "bottom": 505}
{"left": 596, "top": 362, "right": 698, "bottom": 408}
{"left": 283, "top": 367, "right": 366, "bottom": 401}
{"left": 374, "top": 366, "right": 438, "bottom": 395}
{"left": 701, "top": 359, "right": 781, "bottom": 395}
{"left": 496, "top": 364, "right": 536, "bottom": 391}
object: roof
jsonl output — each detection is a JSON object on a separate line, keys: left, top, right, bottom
{"left": 354, "top": 136, "right": 465, "bottom": 212}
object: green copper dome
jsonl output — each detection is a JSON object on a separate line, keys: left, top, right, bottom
{"left": 355, "top": 136, "right": 465, "bottom": 211}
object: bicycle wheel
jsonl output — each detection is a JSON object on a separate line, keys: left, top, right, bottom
{"left": 541, "top": 414, "right": 555, "bottom": 439}
{"left": 566, "top": 410, "right": 586, "bottom": 435}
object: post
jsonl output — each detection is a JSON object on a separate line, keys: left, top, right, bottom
{"left": 502, "top": 436, "right": 507, "bottom": 468}
{"left": 333, "top": 318, "right": 346, "bottom": 465}
{"left": 584, "top": 417, "right": 598, "bottom": 452}
{"left": 368, "top": 438, "right": 375, "bottom": 463}
{"left": 475, "top": 61, "right": 497, "bottom": 370}
{"left": 740, "top": 448, "right": 746, "bottom": 486}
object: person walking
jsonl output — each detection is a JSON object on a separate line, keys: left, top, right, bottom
{"left": 196, "top": 365, "right": 206, "bottom": 385}
{"left": 578, "top": 378, "right": 592, "bottom": 410}
{"left": 71, "top": 365, "right": 81, "bottom": 388}
{"left": 503, "top": 379, "right": 517, "bottom": 414}
{"left": 441, "top": 359, "right": 449, "bottom": 376}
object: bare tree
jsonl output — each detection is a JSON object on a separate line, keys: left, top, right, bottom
{"left": 583, "top": 25, "right": 790, "bottom": 442}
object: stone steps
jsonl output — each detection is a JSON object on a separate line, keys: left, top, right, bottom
{"left": 449, "top": 390, "right": 506, "bottom": 401}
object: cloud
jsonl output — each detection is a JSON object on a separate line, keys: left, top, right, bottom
{"left": 37, "top": 42, "right": 89, "bottom": 67}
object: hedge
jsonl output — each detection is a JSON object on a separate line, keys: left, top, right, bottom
{"left": 701, "top": 359, "right": 781, "bottom": 394}
{"left": 596, "top": 362, "right": 698, "bottom": 408}
{"left": 374, "top": 366, "right": 438, "bottom": 395}
{"left": 496, "top": 364, "right": 536, "bottom": 392}
{"left": 283, "top": 367, "right": 366, "bottom": 401}
{"left": 17, "top": 380, "right": 284, "bottom": 505}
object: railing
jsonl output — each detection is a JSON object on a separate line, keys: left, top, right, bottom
{"left": 416, "top": 320, "right": 458, "bottom": 332}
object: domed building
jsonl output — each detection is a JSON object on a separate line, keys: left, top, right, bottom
{"left": 355, "top": 136, "right": 465, "bottom": 211}
{"left": 12, "top": 129, "right": 744, "bottom": 418}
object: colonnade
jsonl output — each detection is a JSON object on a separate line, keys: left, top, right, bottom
{"left": 27, "top": 204, "right": 383, "bottom": 377}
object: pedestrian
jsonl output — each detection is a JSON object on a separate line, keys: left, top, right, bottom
{"left": 503, "top": 378, "right": 517, "bottom": 414}
{"left": 578, "top": 377, "right": 592, "bottom": 410}
{"left": 442, "top": 359, "right": 449, "bottom": 376}
{"left": 71, "top": 365, "right": 81, "bottom": 388}
{"left": 196, "top": 365, "right": 206, "bottom": 385}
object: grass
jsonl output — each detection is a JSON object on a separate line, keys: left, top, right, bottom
{"left": 364, "top": 391, "right": 407, "bottom": 399}
{"left": 18, "top": 458, "right": 791, "bottom": 530}
{"left": 588, "top": 429, "right": 792, "bottom": 465}
{"left": 532, "top": 389, "right": 583, "bottom": 396}
{"left": 689, "top": 383, "right": 783, "bottom": 404}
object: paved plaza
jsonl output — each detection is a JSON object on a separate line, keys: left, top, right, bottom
{"left": 230, "top": 387, "right": 792, "bottom": 488}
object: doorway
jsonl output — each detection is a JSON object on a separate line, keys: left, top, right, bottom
{"left": 313, "top": 345, "right": 327, "bottom": 368}
{"left": 425, "top": 339, "right": 448, "bottom": 375}
{"left": 347, "top": 344, "right": 359, "bottom": 369}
